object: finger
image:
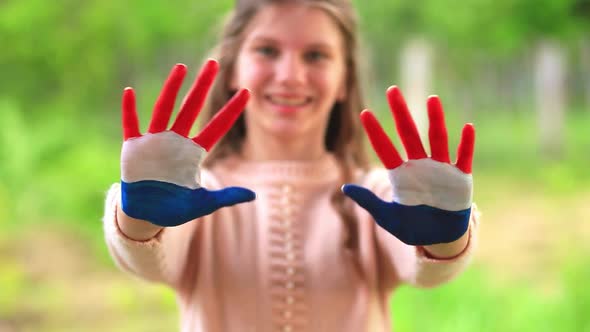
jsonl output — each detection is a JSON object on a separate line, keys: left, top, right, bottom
{"left": 148, "top": 64, "right": 188, "bottom": 133}
{"left": 193, "top": 89, "right": 250, "bottom": 151}
{"left": 342, "top": 184, "right": 388, "bottom": 217}
{"left": 122, "top": 87, "right": 141, "bottom": 140}
{"left": 208, "top": 187, "right": 256, "bottom": 208}
{"left": 387, "top": 86, "right": 427, "bottom": 159}
{"left": 455, "top": 123, "right": 475, "bottom": 174}
{"left": 360, "top": 110, "right": 403, "bottom": 169}
{"left": 427, "top": 95, "right": 450, "bottom": 163}
{"left": 171, "top": 59, "right": 219, "bottom": 137}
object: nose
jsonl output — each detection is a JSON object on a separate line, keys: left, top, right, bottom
{"left": 275, "top": 53, "right": 306, "bottom": 87}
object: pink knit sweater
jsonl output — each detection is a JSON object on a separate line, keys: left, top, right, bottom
{"left": 103, "top": 154, "right": 477, "bottom": 332}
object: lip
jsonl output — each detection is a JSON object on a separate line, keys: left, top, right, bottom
{"left": 264, "top": 94, "right": 312, "bottom": 114}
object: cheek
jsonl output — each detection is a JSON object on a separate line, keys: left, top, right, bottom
{"left": 316, "top": 71, "right": 345, "bottom": 101}
{"left": 314, "top": 68, "right": 344, "bottom": 94}
{"left": 235, "top": 57, "right": 268, "bottom": 91}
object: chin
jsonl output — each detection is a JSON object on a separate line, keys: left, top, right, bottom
{"left": 263, "top": 117, "right": 300, "bottom": 134}
{"left": 268, "top": 126, "right": 301, "bottom": 139}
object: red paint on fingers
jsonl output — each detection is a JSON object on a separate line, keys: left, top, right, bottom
{"left": 171, "top": 59, "right": 219, "bottom": 137}
{"left": 456, "top": 124, "right": 475, "bottom": 174}
{"left": 122, "top": 87, "right": 141, "bottom": 140}
{"left": 193, "top": 89, "right": 250, "bottom": 151}
{"left": 148, "top": 64, "right": 188, "bottom": 134}
{"left": 427, "top": 95, "right": 450, "bottom": 163}
{"left": 360, "top": 110, "right": 403, "bottom": 169}
{"left": 387, "top": 86, "right": 427, "bottom": 160}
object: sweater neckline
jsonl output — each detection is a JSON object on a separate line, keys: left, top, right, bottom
{"left": 216, "top": 153, "right": 341, "bottom": 184}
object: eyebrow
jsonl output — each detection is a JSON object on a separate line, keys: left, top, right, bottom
{"left": 248, "top": 35, "right": 338, "bottom": 50}
{"left": 248, "top": 36, "right": 278, "bottom": 45}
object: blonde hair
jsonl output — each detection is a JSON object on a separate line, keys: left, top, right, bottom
{"left": 202, "top": 0, "right": 370, "bottom": 250}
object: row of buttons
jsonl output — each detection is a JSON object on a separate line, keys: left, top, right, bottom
{"left": 269, "top": 184, "right": 305, "bottom": 332}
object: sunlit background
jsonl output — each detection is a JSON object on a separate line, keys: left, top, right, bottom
{"left": 1, "top": 0, "right": 589, "bottom": 331}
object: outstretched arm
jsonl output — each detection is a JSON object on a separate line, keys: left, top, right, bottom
{"left": 104, "top": 60, "right": 253, "bottom": 286}
{"left": 344, "top": 86, "right": 477, "bottom": 287}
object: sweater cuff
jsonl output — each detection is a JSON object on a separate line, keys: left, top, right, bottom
{"left": 103, "top": 183, "right": 164, "bottom": 247}
{"left": 415, "top": 203, "right": 479, "bottom": 263}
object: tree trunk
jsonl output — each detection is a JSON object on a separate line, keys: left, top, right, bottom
{"left": 400, "top": 38, "right": 432, "bottom": 147}
{"left": 534, "top": 40, "right": 566, "bottom": 159}
{"left": 580, "top": 38, "right": 590, "bottom": 111}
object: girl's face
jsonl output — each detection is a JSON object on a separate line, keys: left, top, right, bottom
{"left": 232, "top": 2, "right": 347, "bottom": 142}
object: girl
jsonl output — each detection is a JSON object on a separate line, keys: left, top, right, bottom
{"left": 103, "top": 0, "right": 478, "bottom": 331}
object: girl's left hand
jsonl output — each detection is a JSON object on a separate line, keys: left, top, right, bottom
{"left": 342, "top": 86, "right": 475, "bottom": 246}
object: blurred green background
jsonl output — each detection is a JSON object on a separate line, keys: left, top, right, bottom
{"left": 1, "top": 0, "right": 589, "bottom": 331}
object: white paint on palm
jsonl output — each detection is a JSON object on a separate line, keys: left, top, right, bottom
{"left": 388, "top": 159, "right": 472, "bottom": 211}
{"left": 121, "top": 131, "right": 205, "bottom": 189}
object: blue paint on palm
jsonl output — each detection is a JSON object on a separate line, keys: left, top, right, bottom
{"left": 342, "top": 184, "right": 470, "bottom": 246}
{"left": 121, "top": 180, "right": 256, "bottom": 227}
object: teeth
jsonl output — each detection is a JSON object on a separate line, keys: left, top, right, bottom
{"left": 269, "top": 96, "right": 308, "bottom": 106}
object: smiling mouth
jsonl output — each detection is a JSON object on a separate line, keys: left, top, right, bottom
{"left": 266, "top": 95, "right": 312, "bottom": 107}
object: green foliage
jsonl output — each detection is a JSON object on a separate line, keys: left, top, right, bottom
{"left": 356, "top": 0, "right": 590, "bottom": 84}
{"left": 392, "top": 261, "right": 590, "bottom": 331}
{"left": 2, "top": 0, "right": 588, "bottom": 117}
{"left": 357, "top": 0, "right": 589, "bottom": 52}
{"left": 1, "top": 1, "right": 589, "bottom": 330}
{"left": 0, "top": 0, "right": 233, "bottom": 112}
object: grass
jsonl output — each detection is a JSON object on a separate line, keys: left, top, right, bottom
{"left": 391, "top": 260, "right": 590, "bottom": 332}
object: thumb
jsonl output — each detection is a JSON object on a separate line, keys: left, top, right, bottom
{"left": 207, "top": 186, "right": 256, "bottom": 209}
{"left": 341, "top": 184, "right": 388, "bottom": 217}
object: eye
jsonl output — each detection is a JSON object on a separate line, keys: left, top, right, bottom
{"left": 255, "top": 46, "right": 278, "bottom": 58}
{"left": 304, "top": 50, "right": 328, "bottom": 63}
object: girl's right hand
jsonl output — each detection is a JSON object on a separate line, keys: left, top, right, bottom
{"left": 120, "top": 60, "right": 255, "bottom": 227}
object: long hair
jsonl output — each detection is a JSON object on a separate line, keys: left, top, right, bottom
{"left": 201, "top": 0, "right": 370, "bottom": 250}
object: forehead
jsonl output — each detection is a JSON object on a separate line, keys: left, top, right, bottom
{"left": 243, "top": 3, "right": 344, "bottom": 49}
